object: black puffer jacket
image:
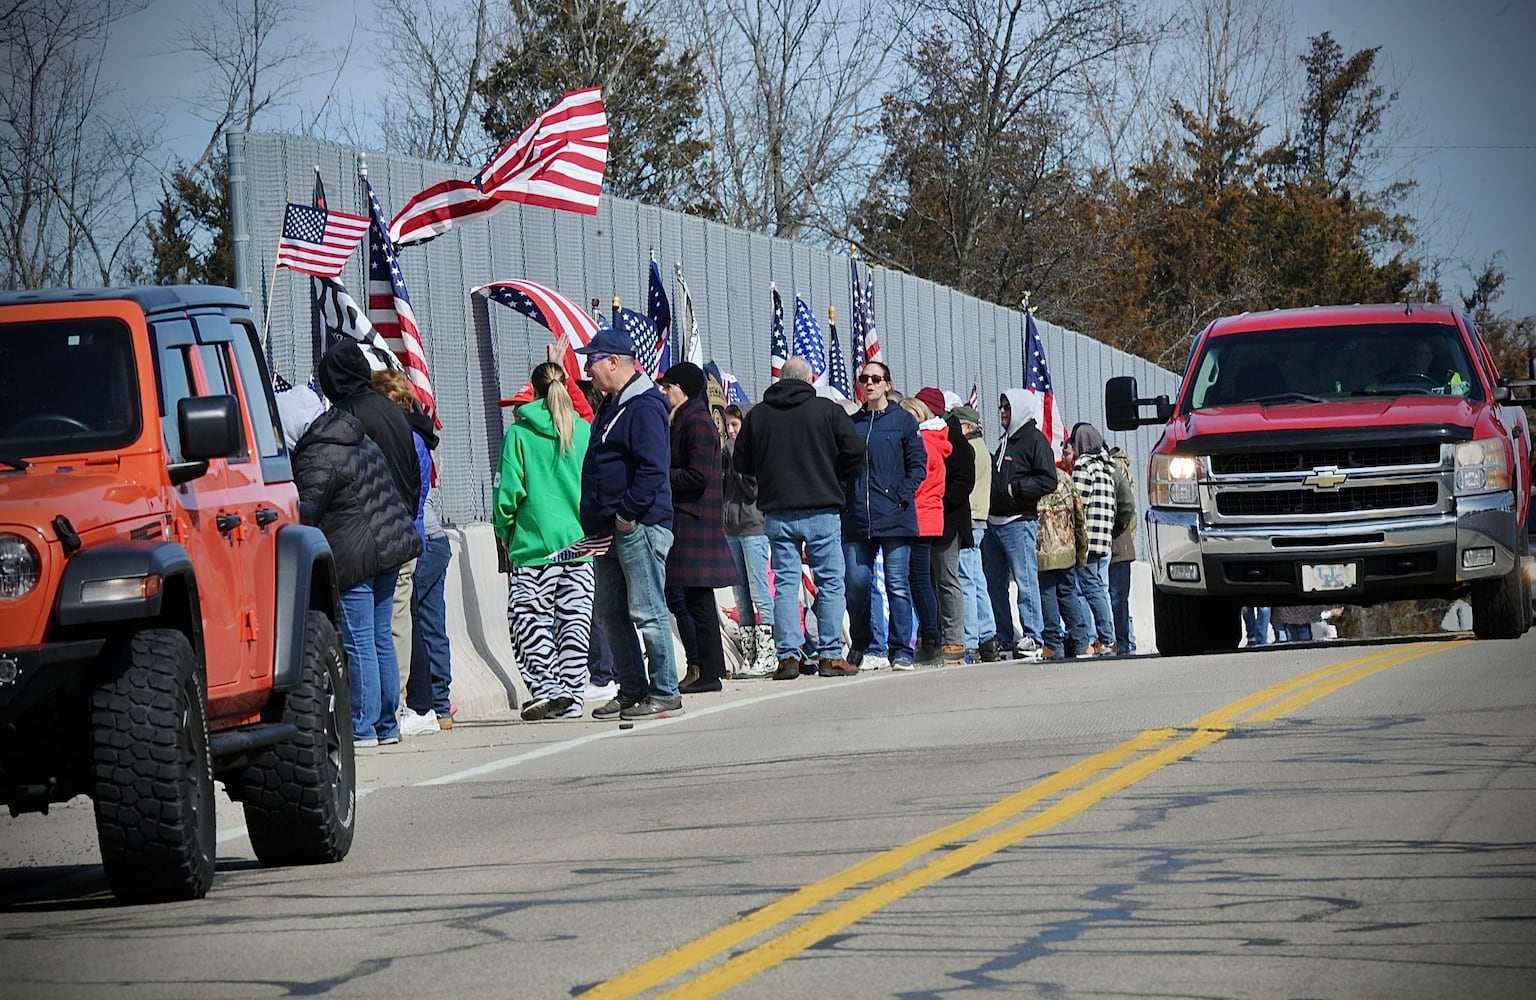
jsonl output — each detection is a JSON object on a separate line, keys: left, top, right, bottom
{"left": 293, "top": 407, "right": 421, "bottom": 590}
{"left": 317, "top": 339, "right": 421, "bottom": 511}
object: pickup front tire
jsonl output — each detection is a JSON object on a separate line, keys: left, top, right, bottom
{"left": 90, "top": 629, "right": 216, "bottom": 902}
{"left": 1470, "top": 562, "right": 1530, "bottom": 640}
{"left": 1153, "top": 589, "right": 1241, "bottom": 656}
{"left": 238, "top": 611, "right": 356, "bottom": 865}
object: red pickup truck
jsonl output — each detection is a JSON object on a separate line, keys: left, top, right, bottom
{"left": 1106, "top": 303, "right": 1535, "bottom": 655}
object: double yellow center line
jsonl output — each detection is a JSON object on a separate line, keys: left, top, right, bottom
{"left": 588, "top": 642, "right": 1450, "bottom": 998}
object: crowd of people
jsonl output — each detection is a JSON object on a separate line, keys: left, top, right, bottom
{"left": 489, "top": 322, "right": 1144, "bottom": 725}
{"left": 276, "top": 323, "right": 1150, "bottom": 741}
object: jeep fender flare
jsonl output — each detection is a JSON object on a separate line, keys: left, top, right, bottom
{"left": 272, "top": 524, "right": 340, "bottom": 691}
{"left": 57, "top": 541, "right": 199, "bottom": 631}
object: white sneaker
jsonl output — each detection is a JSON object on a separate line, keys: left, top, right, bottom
{"left": 400, "top": 707, "right": 439, "bottom": 737}
{"left": 862, "top": 655, "right": 890, "bottom": 671}
{"left": 584, "top": 681, "right": 619, "bottom": 704}
{"left": 1014, "top": 637, "right": 1044, "bottom": 662}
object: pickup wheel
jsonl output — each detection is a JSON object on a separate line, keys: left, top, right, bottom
{"left": 1153, "top": 589, "right": 1240, "bottom": 656}
{"left": 89, "top": 629, "right": 216, "bottom": 902}
{"left": 237, "top": 611, "right": 356, "bottom": 865}
{"left": 1470, "top": 562, "right": 1528, "bottom": 640}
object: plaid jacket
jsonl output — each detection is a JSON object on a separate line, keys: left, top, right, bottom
{"left": 1071, "top": 449, "right": 1117, "bottom": 559}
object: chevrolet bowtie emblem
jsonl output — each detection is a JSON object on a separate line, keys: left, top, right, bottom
{"left": 1304, "top": 467, "right": 1348, "bottom": 489}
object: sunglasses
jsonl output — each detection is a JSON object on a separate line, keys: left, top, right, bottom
{"left": 583, "top": 353, "right": 613, "bottom": 366}
{"left": 856, "top": 373, "right": 887, "bottom": 384}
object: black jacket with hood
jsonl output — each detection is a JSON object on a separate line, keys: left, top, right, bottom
{"left": 293, "top": 408, "right": 421, "bottom": 590}
{"left": 988, "top": 387, "right": 1058, "bottom": 520}
{"left": 734, "top": 379, "right": 865, "bottom": 513}
{"left": 317, "top": 339, "right": 421, "bottom": 512}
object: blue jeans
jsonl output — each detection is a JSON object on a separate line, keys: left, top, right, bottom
{"left": 726, "top": 533, "right": 773, "bottom": 626}
{"left": 961, "top": 524, "right": 996, "bottom": 647}
{"left": 1242, "top": 606, "right": 1270, "bottom": 646}
{"left": 765, "top": 509, "right": 846, "bottom": 660}
{"left": 593, "top": 522, "right": 679, "bottom": 700}
{"left": 910, "top": 540, "right": 938, "bottom": 641}
{"left": 1110, "top": 558, "right": 1135, "bottom": 653}
{"left": 340, "top": 568, "right": 401, "bottom": 741}
{"left": 1040, "top": 567, "right": 1093, "bottom": 657}
{"left": 986, "top": 519, "right": 1043, "bottom": 645}
{"left": 1075, "top": 554, "right": 1116, "bottom": 646}
{"left": 845, "top": 537, "right": 915, "bottom": 663}
{"left": 407, "top": 534, "right": 453, "bottom": 716}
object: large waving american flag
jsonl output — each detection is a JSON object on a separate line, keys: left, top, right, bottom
{"left": 473, "top": 278, "right": 598, "bottom": 421}
{"left": 276, "top": 202, "right": 369, "bottom": 278}
{"left": 366, "top": 180, "right": 439, "bottom": 427}
{"left": 390, "top": 89, "right": 608, "bottom": 246}
{"left": 1024, "top": 307, "right": 1066, "bottom": 457}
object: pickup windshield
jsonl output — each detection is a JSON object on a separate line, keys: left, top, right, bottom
{"left": 1186, "top": 322, "right": 1482, "bottom": 410}
{"left": 0, "top": 318, "right": 142, "bottom": 458}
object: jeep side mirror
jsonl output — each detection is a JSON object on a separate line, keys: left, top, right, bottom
{"left": 169, "top": 395, "right": 241, "bottom": 484}
{"left": 1105, "top": 376, "right": 1173, "bottom": 431}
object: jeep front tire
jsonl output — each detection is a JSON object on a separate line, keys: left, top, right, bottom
{"left": 238, "top": 611, "right": 356, "bottom": 865}
{"left": 90, "top": 629, "right": 216, "bottom": 902}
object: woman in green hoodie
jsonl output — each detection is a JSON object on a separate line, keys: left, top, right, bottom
{"left": 495, "top": 362, "right": 594, "bottom": 720}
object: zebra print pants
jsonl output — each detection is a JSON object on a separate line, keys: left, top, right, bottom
{"left": 507, "top": 562, "right": 595, "bottom": 704}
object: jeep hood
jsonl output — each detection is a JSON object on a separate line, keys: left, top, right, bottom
{"left": 0, "top": 465, "right": 161, "bottom": 538}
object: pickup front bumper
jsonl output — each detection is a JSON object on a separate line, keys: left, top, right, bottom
{"left": 1147, "top": 489, "right": 1520, "bottom": 600}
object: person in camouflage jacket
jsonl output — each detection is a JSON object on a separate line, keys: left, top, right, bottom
{"left": 1036, "top": 461, "right": 1093, "bottom": 659}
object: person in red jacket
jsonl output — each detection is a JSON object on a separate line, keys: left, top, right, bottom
{"left": 899, "top": 396, "right": 951, "bottom": 664}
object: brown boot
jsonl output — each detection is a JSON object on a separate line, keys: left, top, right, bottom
{"left": 817, "top": 657, "right": 859, "bottom": 677}
{"left": 773, "top": 658, "right": 802, "bottom": 680}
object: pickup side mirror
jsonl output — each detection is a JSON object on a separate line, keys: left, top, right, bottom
{"left": 1105, "top": 376, "right": 1174, "bottom": 431}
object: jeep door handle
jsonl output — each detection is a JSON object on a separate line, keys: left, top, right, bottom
{"left": 254, "top": 507, "right": 280, "bottom": 527}
{"left": 216, "top": 513, "right": 243, "bottom": 534}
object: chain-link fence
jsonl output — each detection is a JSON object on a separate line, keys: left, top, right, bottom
{"left": 228, "top": 131, "right": 1179, "bottom": 530}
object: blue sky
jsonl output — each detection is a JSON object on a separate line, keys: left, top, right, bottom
{"left": 107, "top": 0, "right": 1535, "bottom": 320}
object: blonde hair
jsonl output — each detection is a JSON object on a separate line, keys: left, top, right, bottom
{"left": 530, "top": 362, "right": 577, "bottom": 454}
{"left": 899, "top": 397, "right": 932, "bottom": 423}
{"left": 372, "top": 369, "right": 417, "bottom": 413}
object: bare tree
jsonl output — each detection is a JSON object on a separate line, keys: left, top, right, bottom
{"left": 374, "top": 0, "right": 504, "bottom": 164}
{"left": 1, "top": 0, "right": 158, "bottom": 288}
{"left": 671, "top": 0, "right": 913, "bottom": 239}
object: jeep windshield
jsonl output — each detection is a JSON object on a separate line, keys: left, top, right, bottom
{"left": 1186, "top": 322, "right": 1481, "bottom": 411}
{"left": 0, "top": 318, "right": 142, "bottom": 458}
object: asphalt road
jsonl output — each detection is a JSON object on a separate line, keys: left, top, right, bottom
{"left": 3, "top": 633, "right": 1534, "bottom": 999}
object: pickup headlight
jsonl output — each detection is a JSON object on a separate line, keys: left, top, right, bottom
{"left": 1453, "top": 438, "right": 1510, "bottom": 495}
{"left": 0, "top": 534, "right": 41, "bottom": 599}
{"left": 1149, "top": 453, "right": 1206, "bottom": 508}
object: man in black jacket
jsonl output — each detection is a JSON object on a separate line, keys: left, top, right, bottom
{"left": 734, "top": 357, "right": 866, "bottom": 679}
{"left": 981, "top": 387, "right": 1058, "bottom": 660}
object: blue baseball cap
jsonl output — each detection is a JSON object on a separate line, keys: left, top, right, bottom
{"left": 574, "top": 326, "right": 636, "bottom": 356}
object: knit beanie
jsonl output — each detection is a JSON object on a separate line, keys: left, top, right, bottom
{"left": 659, "top": 362, "right": 706, "bottom": 400}
{"left": 915, "top": 386, "right": 947, "bottom": 417}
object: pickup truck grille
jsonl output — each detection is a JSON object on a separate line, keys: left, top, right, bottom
{"left": 1212, "top": 443, "right": 1441, "bottom": 474}
{"left": 1215, "top": 482, "right": 1439, "bottom": 516}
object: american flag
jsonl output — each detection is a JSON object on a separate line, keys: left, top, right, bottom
{"left": 769, "top": 285, "right": 787, "bottom": 380}
{"left": 861, "top": 267, "right": 881, "bottom": 363}
{"left": 616, "top": 306, "right": 662, "bottom": 375}
{"left": 366, "top": 180, "right": 439, "bottom": 427}
{"left": 647, "top": 257, "right": 672, "bottom": 375}
{"left": 675, "top": 262, "right": 703, "bottom": 367}
{"left": 792, "top": 296, "right": 827, "bottom": 386}
{"left": 967, "top": 377, "right": 979, "bottom": 410}
{"left": 276, "top": 202, "right": 369, "bottom": 278}
{"left": 548, "top": 534, "right": 612, "bottom": 563}
{"left": 389, "top": 88, "right": 608, "bottom": 246}
{"left": 826, "top": 308, "right": 852, "bottom": 400}
{"left": 473, "top": 278, "right": 597, "bottom": 421}
{"left": 849, "top": 259, "right": 868, "bottom": 402}
{"left": 1024, "top": 308, "right": 1066, "bottom": 456}
{"left": 475, "top": 88, "right": 608, "bottom": 213}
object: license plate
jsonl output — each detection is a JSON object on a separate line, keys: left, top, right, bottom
{"left": 1301, "top": 562, "right": 1357, "bottom": 592}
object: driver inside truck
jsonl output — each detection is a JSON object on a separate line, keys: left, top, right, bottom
{"left": 1369, "top": 340, "right": 1470, "bottom": 396}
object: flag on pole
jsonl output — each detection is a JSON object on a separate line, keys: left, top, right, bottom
{"left": 548, "top": 534, "right": 612, "bottom": 563}
{"left": 1023, "top": 308, "right": 1066, "bottom": 457}
{"left": 365, "top": 179, "right": 439, "bottom": 427}
{"left": 676, "top": 263, "right": 703, "bottom": 367}
{"left": 791, "top": 296, "right": 827, "bottom": 386}
{"left": 389, "top": 88, "right": 608, "bottom": 246}
{"left": 647, "top": 257, "right": 672, "bottom": 375}
{"left": 615, "top": 306, "right": 662, "bottom": 375}
{"left": 313, "top": 276, "right": 406, "bottom": 372}
{"left": 849, "top": 259, "right": 869, "bottom": 401}
{"left": 472, "top": 278, "right": 597, "bottom": 421}
{"left": 967, "top": 376, "right": 979, "bottom": 411}
{"left": 826, "top": 307, "right": 852, "bottom": 401}
{"left": 769, "top": 285, "right": 788, "bottom": 380}
{"left": 276, "top": 202, "right": 369, "bottom": 278}
{"left": 861, "top": 266, "right": 882, "bottom": 363}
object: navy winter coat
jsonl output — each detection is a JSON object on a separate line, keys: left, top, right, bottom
{"left": 843, "top": 404, "right": 927, "bottom": 539}
{"left": 580, "top": 372, "right": 674, "bottom": 534}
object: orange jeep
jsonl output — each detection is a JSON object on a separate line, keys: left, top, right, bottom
{"left": 0, "top": 286, "right": 354, "bottom": 902}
